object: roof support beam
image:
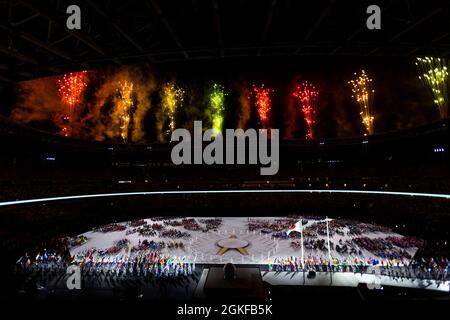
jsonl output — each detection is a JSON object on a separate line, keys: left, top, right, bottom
{"left": 86, "top": 0, "right": 143, "bottom": 52}
{"left": 19, "top": 32, "right": 73, "bottom": 61}
{"left": 367, "top": 7, "right": 442, "bottom": 55}
{"left": 389, "top": 8, "right": 442, "bottom": 42}
{"left": 404, "top": 31, "right": 450, "bottom": 56}
{"left": 304, "top": 0, "right": 336, "bottom": 41}
{"left": 18, "top": 0, "right": 109, "bottom": 57}
{"left": 10, "top": 12, "right": 39, "bottom": 26}
{"left": 147, "top": 0, "right": 189, "bottom": 59}
{"left": 0, "top": 74, "right": 12, "bottom": 82}
{"left": 330, "top": 3, "right": 394, "bottom": 55}
{"left": 86, "top": 0, "right": 153, "bottom": 62}
{"left": 257, "top": 0, "right": 277, "bottom": 56}
{"left": 212, "top": 0, "right": 224, "bottom": 57}
{"left": 0, "top": 46, "right": 39, "bottom": 65}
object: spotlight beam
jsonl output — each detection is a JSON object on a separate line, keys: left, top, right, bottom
{"left": 0, "top": 189, "right": 448, "bottom": 207}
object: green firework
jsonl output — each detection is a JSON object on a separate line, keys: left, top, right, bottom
{"left": 208, "top": 83, "right": 226, "bottom": 135}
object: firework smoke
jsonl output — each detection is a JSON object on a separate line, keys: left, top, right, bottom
{"left": 237, "top": 85, "right": 251, "bottom": 129}
{"left": 11, "top": 77, "right": 59, "bottom": 124}
{"left": 82, "top": 67, "right": 155, "bottom": 143}
{"left": 131, "top": 72, "right": 155, "bottom": 143}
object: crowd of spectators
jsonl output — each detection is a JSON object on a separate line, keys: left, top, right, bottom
{"left": 385, "top": 236, "right": 424, "bottom": 249}
{"left": 248, "top": 218, "right": 305, "bottom": 233}
{"left": 180, "top": 219, "right": 202, "bottom": 231}
{"left": 350, "top": 237, "right": 412, "bottom": 260}
{"left": 92, "top": 218, "right": 215, "bottom": 241}
{"left": 93, "top": 223, "right": 126, "bottom": 233}
{"left": 198, "top": 218, "right": 222, "bottom": 231}
{"left": 160, "top": 229, "right": 191, "bottom": 239}
{"left": 127, "top": 219, "right": 147, "bottom": 228}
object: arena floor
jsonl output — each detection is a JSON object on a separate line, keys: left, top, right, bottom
{"left": 69, "top": 216, "right": 418, "bottom": 265}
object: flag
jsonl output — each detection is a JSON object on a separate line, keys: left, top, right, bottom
{"left": 286, "top": 220, "right": 302, "bottom": 235}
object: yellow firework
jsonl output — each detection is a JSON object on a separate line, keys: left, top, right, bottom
{"left": 161, "top": 82, "right": 185, "bottom": 134}
{"left": 117, "top": 80, "right": 134, "bottom": 143}
{"left": 416, "top": 57, "right": 449, "bottom": 118}
{"left": 348, "top": 70, "right": 375, "bottom": 135}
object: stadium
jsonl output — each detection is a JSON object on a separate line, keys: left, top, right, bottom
{"left": 0, "top": 0, "right": 449, "bottom": 310}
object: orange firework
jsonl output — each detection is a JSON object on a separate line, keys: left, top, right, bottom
{"left": 348, "top": 70, "right": 375, "bottom": 135}
{"left": 57, "top": 71, "right": 88, "bottom": 136}
{"left": 251, "top": 84, "right": 273, "bottom": 128}
{"left": 161, "top": 82, "right": 185, "bottom": 134}
{"left": 57, "top": 71, "right": 88, "bottom": 114}
{"left": 116, "top": 80, "right": 134, "bottom": 143}
{"left": 292, "top": 81, "right": 318, "bottom": 139}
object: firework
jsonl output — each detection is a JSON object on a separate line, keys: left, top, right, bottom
{"left": 161, "top": 82, "right": 185, "bottom": 135}
{"left": 292, "top": 81, "right": 319, "bottom": 139}
{"left": 57, "top": 71, "right": 88, "bottom": 136}
{"left": 416, "top": 57, "right": 449, "bottom": 118}
{"left": 251, "top": 84, "right": 273, "bottom": 128}
{"left": 116, "top": 80, "right": 134, "bottom": 143}
{"left": 348, "top": 70, "right": 375, "bottom": 135}
{"left": 208, "top": 83, "right": 226, "bottom": 135}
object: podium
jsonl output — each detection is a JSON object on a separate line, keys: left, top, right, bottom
{"left": 201, "top": 266, "right": 266, "bottom": 300}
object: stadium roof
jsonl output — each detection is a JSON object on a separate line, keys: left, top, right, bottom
{"left": 1, "top": 0, "right": 450, "bottom": 85}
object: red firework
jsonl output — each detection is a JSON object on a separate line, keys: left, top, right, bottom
{"left": 57, "top": 71, "right": 88, "bottom": 136}
{"left": 292, "top": 81, "right": 318, "bottom": 139}
{"left": 251, "top": 84, "right": 273, "bottom": 128}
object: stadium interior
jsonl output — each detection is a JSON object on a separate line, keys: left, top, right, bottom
{"left": 0, "top": 0, "right": 449, "bottom": 306}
